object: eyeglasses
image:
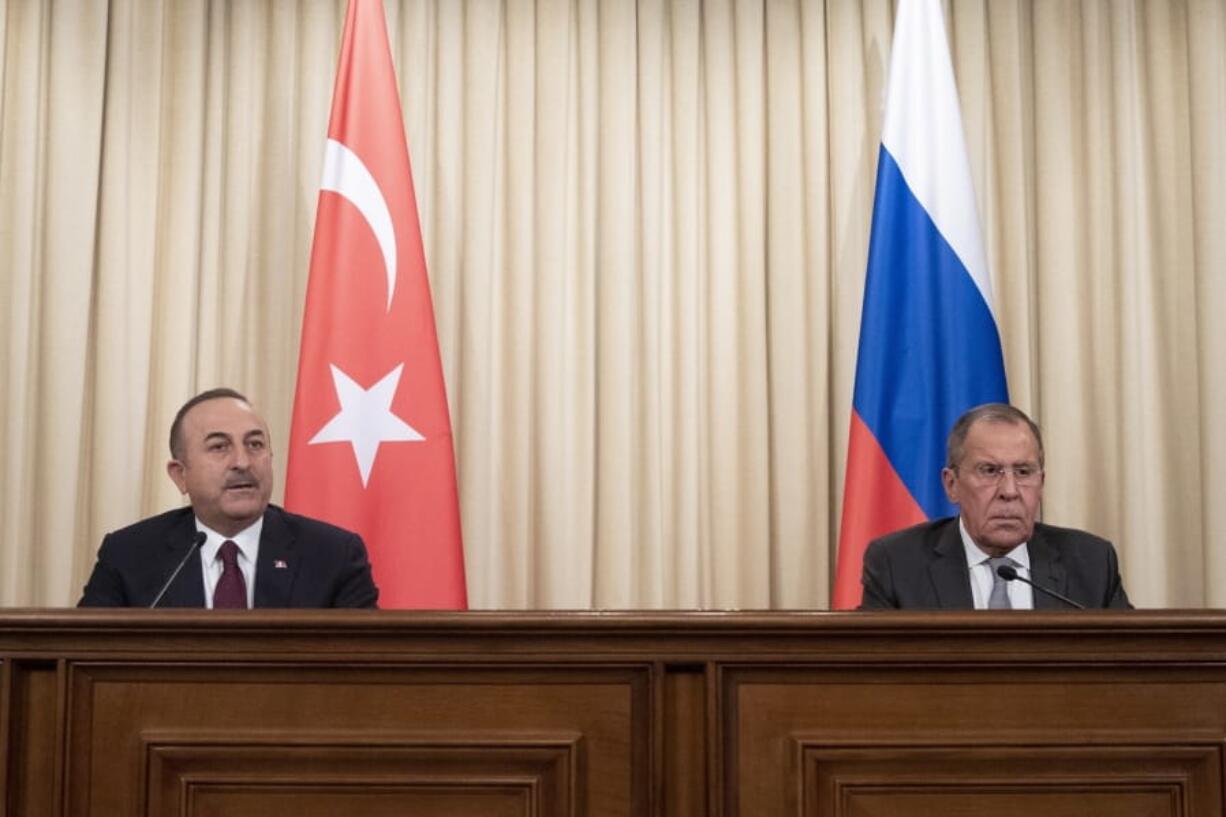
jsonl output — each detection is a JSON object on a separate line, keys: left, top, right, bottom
{"left": 957, "top": 462, "right": 1044, "bottom": 487}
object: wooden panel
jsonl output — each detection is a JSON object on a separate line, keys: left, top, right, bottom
{"left": 4, "top": 661, "right": 61, "bottom": 817}
{"left": 0, "top": 659, "right": 7, "bottom": 815}
{"left": 837, "top": 788, "right": 1173, "bottom": 817}
{"left": 803, "top": 745, "right": 1217, "bottom": 817}
{"left": 662, "top": 665, "right": 707, "bottom": 817}
{"left": 66, "top": 664, "right": 650, "bottom": 817}
{"left": 148, "top": 738, "right": 576, "bottom": 817}
{"left": 5, "top": 610, "right": 1226, "bottom": 817}
{"left": 726, "top": 665, "right": 1226, "bottom": 817}
{"left": 189, "top": 785, "right": 529, "bottom": 817}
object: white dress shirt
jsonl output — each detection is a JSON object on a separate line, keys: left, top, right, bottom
{"left": 196, "top": 518, "right": 262, "bottom": 609}
{"left": 959, "top": 518, "right": 1033, "bottom": 610}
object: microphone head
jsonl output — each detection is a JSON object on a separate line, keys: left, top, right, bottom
{"left": 996, "top": 563, "right": 1019, "bottom": 581}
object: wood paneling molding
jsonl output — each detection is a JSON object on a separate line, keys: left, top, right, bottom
{"left": 2, "top": 610, "right": 1225, "bottom": 816}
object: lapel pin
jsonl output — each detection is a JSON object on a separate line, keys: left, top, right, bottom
{"left": 274, "top": 559, "right": 289, "bottom": 569}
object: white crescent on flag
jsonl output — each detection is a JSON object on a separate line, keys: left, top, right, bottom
{"left": 320, "top": 137, "right": 398, "bottom": 312}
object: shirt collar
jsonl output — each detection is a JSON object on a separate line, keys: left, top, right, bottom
{"left": 959, "top": 516, "right": 1031, "bottom": 571}
{"left": 195, "top": 516, "right": 264, "bottom": 564}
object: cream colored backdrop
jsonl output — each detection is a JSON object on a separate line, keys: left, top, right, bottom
{"left": 0, "top": 0, "right": 1222, "bottom": 608}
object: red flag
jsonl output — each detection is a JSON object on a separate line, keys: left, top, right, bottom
{"left": 285, "top": 0, "right": 466, "bottom": 608}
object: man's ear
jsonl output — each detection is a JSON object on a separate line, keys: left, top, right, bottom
{"left": 167, "top": 459, "right": 188, "bottom": 495}
{"left": 941, "top": 466, "right": 960, "bottom": 505}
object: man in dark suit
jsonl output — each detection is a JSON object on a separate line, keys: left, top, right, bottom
{"left": 859, "top": 404, "right": 1130, "bottom": 610}
{"left": 79, "top": 388, "right": 378, "bottom": 608}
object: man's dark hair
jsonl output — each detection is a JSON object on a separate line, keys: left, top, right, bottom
{"left": 169, "top": 387, "right": 251, "bottom": 460}
{"left": 946, "top": 403, "right": 1045, "bottom": 469}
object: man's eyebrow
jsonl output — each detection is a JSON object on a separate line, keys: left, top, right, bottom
{"left": 203, "top": 431, "right": 232, "bottom": 443}
{"left": 243, "top": 429, "right": 267, "bottom": 439}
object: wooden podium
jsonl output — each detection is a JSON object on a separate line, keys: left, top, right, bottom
{"left": 2, "top": 610, "right": 1224, "bottom": 816}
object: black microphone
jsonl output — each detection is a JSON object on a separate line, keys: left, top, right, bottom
{"left": 150, "top": 531, "right": 207, "bottom": 609}
{"left": 996, "top": 564, "right": 1086, "bottom": 610}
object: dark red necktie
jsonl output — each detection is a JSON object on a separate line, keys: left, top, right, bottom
{"left": 213, "top": 540, "right": 248, "bottom": 609}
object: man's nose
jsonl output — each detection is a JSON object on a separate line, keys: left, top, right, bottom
{"left": 997, "top": 471, "right": 1021, "bottom": 495}
{"left": 230, "top": 445, "right": 251, "bottom": 469}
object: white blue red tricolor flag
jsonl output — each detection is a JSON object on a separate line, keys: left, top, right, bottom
{"left": 832, "top": 0, "right": 1008, "bottom": 608}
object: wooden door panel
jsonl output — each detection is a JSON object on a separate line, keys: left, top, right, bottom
{"left": 67, "top": 664, "right": 650, "bottom": 817}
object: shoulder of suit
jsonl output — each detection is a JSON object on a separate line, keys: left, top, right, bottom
{"left": 870, "top": 516, "right": 958, "bottom": 550}
{"left": 1032, "top": 521, "right": 1113, "bottom": 551}
{"left": 103, "top": 506, "right": 195, "bottom": 542}
{"left": 266, "top": 504, "right": 361, "bottom": 543}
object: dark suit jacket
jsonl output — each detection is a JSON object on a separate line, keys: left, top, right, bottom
{"left": 78, "top": 505, "right": 379, "bottom": 608}
{"left": 859, "top": 517, "right": 1131, "bottom": 610}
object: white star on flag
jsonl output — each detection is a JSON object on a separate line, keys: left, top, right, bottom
{"left": 309, "top": 363, "right": 424, "bottom": 487}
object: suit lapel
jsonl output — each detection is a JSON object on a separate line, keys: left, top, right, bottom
{"left": 254, "top": 507, "right": 300, "bottom": 607}
{"left": 1027, "top": 526, "right": 1067, "bottom": 610}
{"left": 929, "top": 520, "right": 975, "bottom": 609}
{"left": 159, "top": 514, "right": 206, "bottom": 608}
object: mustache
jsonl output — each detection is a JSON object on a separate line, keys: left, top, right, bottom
{"left": 223, "top": 472, "right": 259, "bottom": 488}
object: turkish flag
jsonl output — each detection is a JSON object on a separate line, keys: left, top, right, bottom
{"left": 285, "top": 0, "right": 466, "bottom": 608}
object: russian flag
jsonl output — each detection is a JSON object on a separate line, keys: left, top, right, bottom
{"left": 832, "top": 0, "right": 1008, "bottom": 609}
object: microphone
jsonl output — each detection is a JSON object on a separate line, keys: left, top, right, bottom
{"left": 995, "top": 564, "right": 1086, "bottom": 610}
{"left": 150, "top": 531, "right": 207, "bottom": 609}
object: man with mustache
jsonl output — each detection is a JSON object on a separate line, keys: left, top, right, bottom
{"left": 79, "top": 388, "right": 379, "bottom": 608}
{"left": 858, "top": 403, "right": 1131, "bottom": 610}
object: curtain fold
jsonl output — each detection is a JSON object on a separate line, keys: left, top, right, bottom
{"left": 0, "top": 0, "right": 1222, "bottom": 608}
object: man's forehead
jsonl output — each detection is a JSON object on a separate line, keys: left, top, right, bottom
{"left": 201, "top": 427, "right": 267, "bottom": 439}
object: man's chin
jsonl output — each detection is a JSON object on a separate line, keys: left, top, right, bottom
{"left": 982, "top": 522, "right": 1032, "bottom": 552}
{"left": 218, "top": 498, "right": 268, "bottom": 526}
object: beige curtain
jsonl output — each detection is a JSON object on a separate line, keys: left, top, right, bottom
{"left": 0, "top": 0, "right": 1222, "bottom": 609}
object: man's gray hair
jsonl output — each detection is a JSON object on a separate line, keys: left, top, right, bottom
{"left": 946, "top": 403, "right": 1044, "bottom": 469}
